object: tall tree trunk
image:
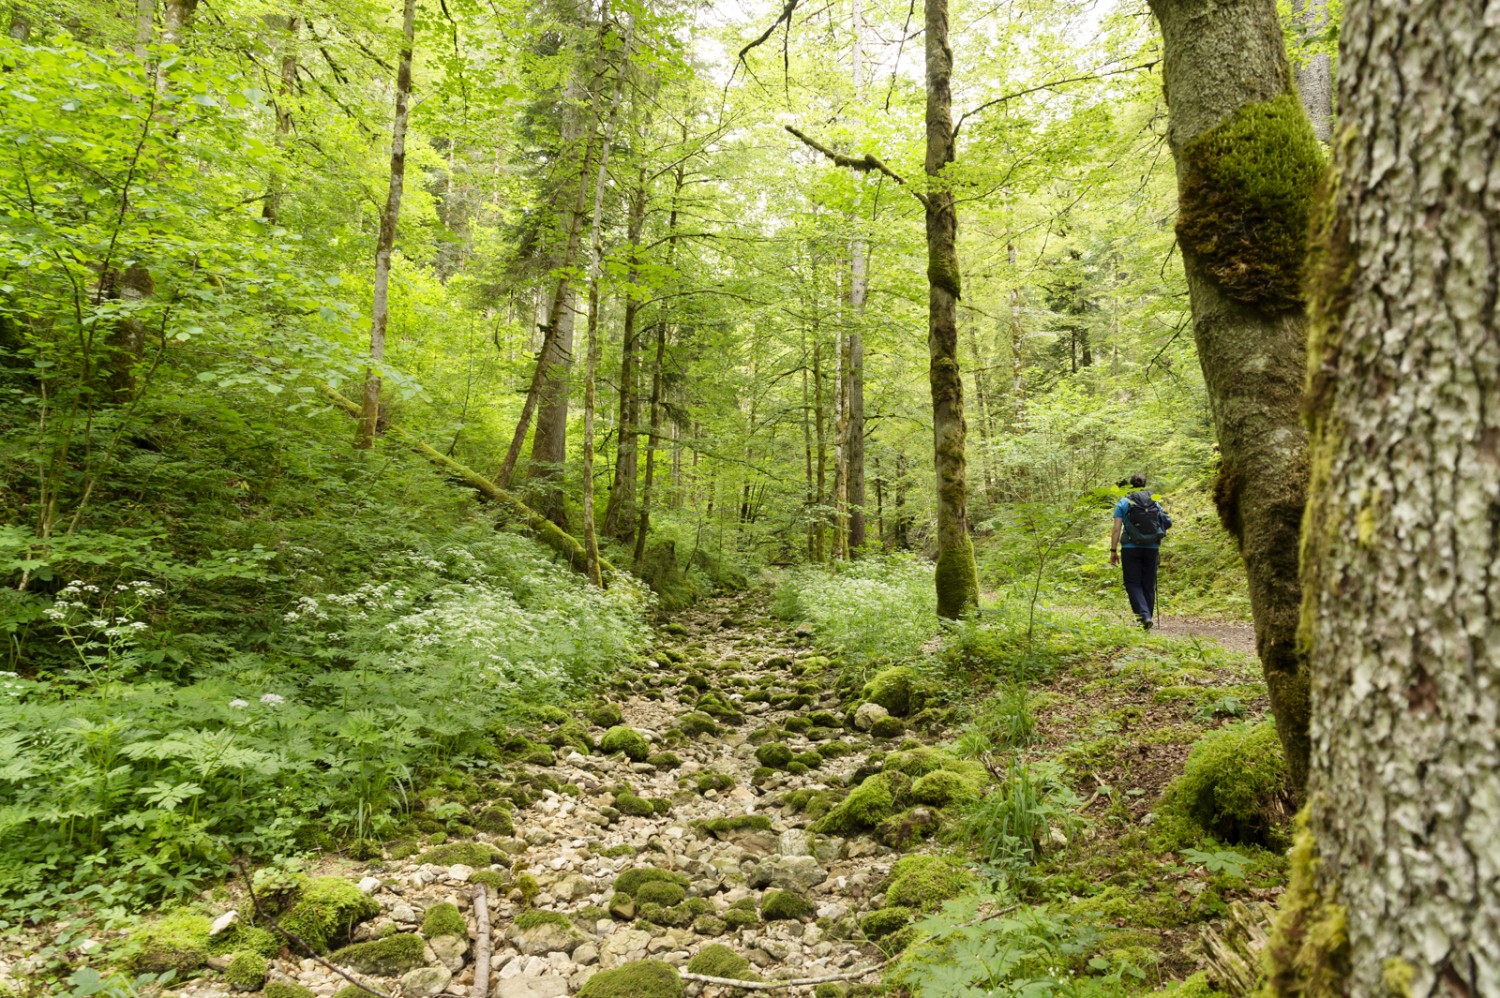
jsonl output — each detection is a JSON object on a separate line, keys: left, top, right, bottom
{"left": 841, "top": 0, "right": 868, "bottom": 554}
{"left": 357, "top": 0, "right": 416, "bottom": 450}
{"left": 134, "top": 0, "right": 154, "bottom": 58}
{"left": 604, "top": 170, "right": 648, "bottom": 541}
{"left": 1290, "top": 0, "right": 1333, "bottom": 142}
{"left": 1268, "top": 7, "right": 1500, "bottom": 994}
{"left": 801, "top": 333, "right": 816, "bottom": 560}
{"left": 632, "top": 321, "right": 667, "bottom": 565}
{"left": 812, "top": 332, "right": 827, "bottom": 563}
{"left": 924, "top": 0, "right": 978, "bottom": 619}
{"left": 263, "top": 14, "right": 300, "bottom": 227}
{"left": 1147, "top": 0, "right": 1321, "bottom": 792}
{"left": 967, "top": 316, "right": 997, "bottom": 502}
{"left": 1008, "top": 241, "right": 1025, "bottom": 431}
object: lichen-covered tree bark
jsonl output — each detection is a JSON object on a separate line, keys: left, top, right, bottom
{"left": 1147, "top": 0, "right": 1321, "bottom": 791}
{"left": 924, "top": 0, "right": 978, "bottom": 619}
{"left": 1270, "top": 5, "right": 1500, "bottom": 993}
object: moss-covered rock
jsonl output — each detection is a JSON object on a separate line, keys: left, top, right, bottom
{"left": 870, "top": 716, "right": 905, "bottom": 739}
{"left": 679, "top": 711, "right": 722, "bottom": 737}
{"left": 695, "top": 772, "right": 735, "bottom": 793}
{"left": 1176, "top": 91, "right": 1324, "bottom": 311}
{"left": 514, "top": 872, "right": 540, "bottom": 904}
{"left": 859, "top": 906, "right": 915, "bottom": 939}
{"left": 615, "top": 791, "right": 658, "bottom": 817}
{"left": 693, "top": 914, "right": 728, "bottom": 936}
{"left": 421, "top": 901, "right": 467, "bottom": 939}
{"left": 614, "top": 867, "right": 690, "bottom": 897}
{"left": 876, "top": 807, "right": 942, "bottom": 849}
{"left": 860, "top": 667, "right": 923, "bottom": 717}
{"left": 884, "top": 855, "right": 973, "bottom": 911}
{"left": 910, "top": 768, "right": 982, "bottom": 807}
{"left": 589, "top": 703, "right": 625, "bottom": 727}
{"left": 417, "top": 842, "right": 504, "bottom": 867}
{"left": 700, "top": 814, "right": 772, "bottom": 836}
{"left": 280, "top": 877, "right": 381, "bottom": 954}
{"left": 600, "top": 726, "right": 651, "bottom": 761}
{"left": 224, "top": 951, "right": 268, "bottom": 991}
{"left": 207, "top": 922, "right": 279, "bottom": 959}
{"left": 475, "top": 806, "right": 515, "bottom": 836}
{"left": 755, "top": 742, "right": 794, "bottom": 769}
{"left": 470, "top": 869, "right": 509, "bottom": 891}
{"left": 128, "top": 909, "right": 211, "bottom": 973}
{"left": 636, "top": 880, "right": 687, "bottom": 907}
{"left": 329, "top": 932, "right": 426, "bottom": 976}
{"left": 686, "top": 943, "right": 761, "bottom": 981}
{"left": 1156, "top": 721, "right": 1291, "bottom": 848}
{"left": 578, "top": 959, "right": 683, "bottom": 997}
{"left": 761, "top": 889, "right": 815, "bottom": 921}
{"left": 647, "top": 751, "right": 682, "bottom": 769}
{"left": 812, "top": 773, "right": 899, "bottom": 835}
{"left": 264, "top": 983, "right": 317, "bottom": 998}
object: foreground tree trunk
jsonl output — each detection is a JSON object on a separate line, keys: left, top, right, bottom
{"left": 1268, "top": 7, "right": 1500, "bottom": 994}
{"left": 1147, "top": 0, "right": 1322, "bottom": 792}
{"left": 924, "top": 0, "right": 978, "bottom": 619}
{"left": 358, "top": 0, "right": 416, "bottom": 449}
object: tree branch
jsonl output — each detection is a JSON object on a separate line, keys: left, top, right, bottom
{"left": 952, "top": 61, "right": 1160, "bottom": 140}
{"left": 783, "top": 125, "right": 928, "bottom": 208}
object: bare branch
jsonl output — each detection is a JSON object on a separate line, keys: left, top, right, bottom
{"left": 784, "top": 125, "right": 928, "bottom": 208}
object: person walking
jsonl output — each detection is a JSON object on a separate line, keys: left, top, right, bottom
{"left": 1110, "top": 473, "right": 1172, "bottom": 629}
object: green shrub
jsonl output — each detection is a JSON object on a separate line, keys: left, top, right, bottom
{"left": 961, "top": 762, "right": 1083, "bottom": 869}
{"left": 773, "top": 556, "right": 938, "bottom": 664}
{"left": 1156, "top": 721, "right": 1290, "bottom": 848}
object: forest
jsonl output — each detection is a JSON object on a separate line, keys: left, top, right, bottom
{"left": 0, "top": 0, "right": 1494, "bottom": 994}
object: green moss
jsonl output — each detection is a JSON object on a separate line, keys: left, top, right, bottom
{"left": 814, "top": 985, "right": 846, "bottom": 998}
{"left": 601, "top": 843, "right": 637, "bottom": 858}
{"left": 884, "top": 855, "right": 973, "bottom": 911}
{"left": 1176, "top": 91, "right": 1324, "bottom": 310}
{"left": 128, "top": 909, "right": 211, "bottom": 973}
{"left": 614, "top": 867, "right": 690, "bottom": 897}
{"left": 1156, "top": 721, "right": 1291, "bottom": 848}
{"left": 870, "top": 716, "right": 905, "bottom": 739}
{"left": 935, "top": 535, "right": 979, "bottom": 620}
{"left": 701, "top": 814, "right": 773, "bottom": 836}
{"left": 470, "top": 870, "right": 509, "bottom": 892}
{"left": 693, "top": 914, "right": 728, "bottom": 935}
{"left": 264, "top": 984, "right": 317, "bottom": 998}
{"left": 514, "top": 910, "right": 573, "bottom": 931}
{"left": 1257, "top": 810, "right": 1348, "bottom": 996}
{"left": 859, "top": 906, "right": 915, "bottom": 939}
{"left": 818, "top": 740, "right": 854, "bottom": 758}
{"left": 761, "top": 889, "right": 815, "bottom": 921}
{"left": 876, "top": 807, "right": 941, "bottom": 849}
{"left": 636, "top": 880, "right": 687, "bottom": 906}
{"left": 418, "top": 842, "right": 504, "bottom": 867}
{"left": 648, "top": 751, "right": 682, "bottom": 769}
{"left": 860, "top": 667, "right": 924, "bottom": 716}
{"left": 686, "top": 943, "right": 760, "bottom": 981}
{"left": 224, "top": 951, "right": 268, "bottom": 990}
{"left": 722, "top": 905, "right": 759, "bottom": 928}
{"left": 578, "top": 959, "right": 684, "bottom": 998}
{"left": 601, "top": 726, "right": 651, "bottom": 761}
{"left": 755, "top": 742, "right": 794, "bottom": 769}
{"left": 514, "top": 872, "right": 540, "bottom": 904}
{"left": 679, "top": 711, "right": 722, "bottom": 737}
{"left": 695, "top": 772, "right": 735, "bottom": 793}
{"left": 812, "top": 773, "right": 899, "bottom": 835}
{"left": 207, "top": 922, "right": 279, "bottom": 958}
{"left": 329, "top": 932, "right": 426, "bottom": 975}
{"left": 910, "top": 768, "right": 982, "bottom": 807}
{"left": 421, "top": 901, "right": 467, "bottom": 939}
{"left": 616, "top": 791, "right": 658, "bottom": 817}
{"left": 589, "top": 703, "right": 624, "bottom": 727}
{"left": 475, "top": 806, "right": 516, "bottom": 836}
{"left": 279, "top": 877, "right": 380, "bottom": 954}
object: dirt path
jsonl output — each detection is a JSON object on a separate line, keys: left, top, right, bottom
{"left": 165, "top": 591, "right": 929, "bottom": 998}
{"left": 1151, "top": 616, "right": 1256, "bottom": 656}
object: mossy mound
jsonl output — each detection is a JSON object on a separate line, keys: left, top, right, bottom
{"left": 679, "top": 711, "right": 722, "bottom": 737}
{"left": 647, "top": 751, "right": 682, "bottom": 769}
{"left": 589, "top": 703, "right": 625, "bottom": 727}
{"left": 514, "top": 909, "right": 572, "bottom": 931}
{"left": 910, "top": 768, "right": 982, "bottom": 807}
{"left": 578, "top": 959, "right": 683, "bottom": 997}
{"left": 700, "top": 814, "right": 772, "bottom": 836}
{"left": 614, "top": 867, "right": 690, "bottom": 897}
{"left": 280, "top": 877, "right": 380, "bottom": 954}
{"left": 224, "top": 951, "right": 268, "bottom": 991}
{"left": 722, "top": 898, "right": 760, "bottom": 928}
{"left": 870, "top": 716, "right": 905, "bottom": 739}
{"left": 876, "top": 807, "right": 942, "bottom": 849}
{"left": 811, "top": 773, "right": 899, "bottom": 835}
{"left": 1156, "top": 721, "right": 1291, "bottom": 848}
{"left": 475, "top": 806, "right": 515, "bottom": 836}
{"left": 128, "top": 909, "right": 211, "bottom": 973}
{"left": 421, "top": 901, "right": 467, "bottom": 939}
{"left": 884, "top": 855, "right": 973, "bottom": 911}
{"left": 329, "top": 932, "right": 426, "bottom": 975}
{"left": 860, "top": 905, "right": 915, "bottom": 939}
{"left": 636, "top": 880, "right": 687, "bottom": 907}
{"left": 264, "top": 983, "right": 316, "bottom": 998}
{"left": 761, "top": 889, "right": 815, "bottom": 921}
{"left": 695, "top": 772, "right": 735, "bottom": 793}
{"left": 861, "top": 666, "right": 925, "bottom": 717}
{"left": 207, "top": 922, "right": 279, "bottom": 959}
{"left": 754, "top": 742, "right": 794, "bottom": 769}
{"left": 470, "top": 869, "right": 509, "bottom": 891}
{"left": 417, "top": 842, "right": 504, "bottom": 867}
{"left": 615, "top": 791, "right": 659, "bottom": 817}
{"left": 1176, "top": 91, "right": 1324, "bottom": 310}
{"left": 686, "top": 943, "right": 761, "bottom": 981}
{"left": 600, "top": 726, "right": 651, "bottom": 761}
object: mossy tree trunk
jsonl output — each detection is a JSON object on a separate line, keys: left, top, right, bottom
{"left": 1147, "top": 0, "right": 1321, "bottom": 792}
{"left": 1275, "top": 6, "right": 1500, "bottom": 993}
{"left": 603, "top": 170, "right": 648, "bottom": 542}
{"left": 924, "top": 0, "right": 978, "bottom": 619}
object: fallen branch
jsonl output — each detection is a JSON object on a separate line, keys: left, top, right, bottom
{"left": 470, "top": 885, "right": 492, "bottom": 998}
{"left": 319, "top": 385, "right": 615, "bottom": 581}
{"left": 784, "top": 125, "right": 926, "bottom": 207}
{"left": 233, "top": 857, "right": 392, "bottom": 998}
{"left": 680, "top": 965, "right": 882, "bottom": 990}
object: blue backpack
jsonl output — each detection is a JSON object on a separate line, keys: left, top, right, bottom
{"left": 1123, "top": 491, "right": 1170, "bottom": 545}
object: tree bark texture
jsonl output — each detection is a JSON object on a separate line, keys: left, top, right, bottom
{"left": 924, "top": 0, "right": 978, "bottom": 619}
{"left": 1148, "top": 0, "right": 1320, "bottom": 792}
{"left": 632, "top": 321, "right": 667, "bottom": 565}
{"left": 846, "top": 0, "right": 867, "bottom": 553}
{"left": 1290, "top": 0, "right": 1333, "bottom": 142}
{"left": 1279, "top": 6, "right": 1500, "bottom": 994}
{"left": 604, "top": 173, "right": 648, "bottom": 541}
{"left": 358, "top": 0, "right": 416, "bottom": 450}
{"left": 263, "top": 14, "right": 300, "bottom": 226}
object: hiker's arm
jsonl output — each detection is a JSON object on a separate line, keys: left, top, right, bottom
{"left": 1110, "top": 518, "right": 1122, "bottom": 564}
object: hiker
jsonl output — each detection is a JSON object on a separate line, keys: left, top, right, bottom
{"left": 1110, "top": 474, "right": 1172, "bottom": 629}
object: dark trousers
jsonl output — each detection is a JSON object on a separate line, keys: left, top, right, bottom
{"left": 1121, "top": 547, "right": 1159, "bottom": 623}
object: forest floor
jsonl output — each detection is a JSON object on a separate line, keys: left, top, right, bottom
{"left": 19, "top": 589, "right": 1286, "bottom": 997}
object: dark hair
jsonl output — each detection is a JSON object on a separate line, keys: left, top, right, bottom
{"left": 1130, "top": 473, "right": 1148, "bottom": 488}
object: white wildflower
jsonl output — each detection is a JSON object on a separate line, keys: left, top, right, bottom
{"left": 229, "top": 698, "right": 249, "bottom": 708}
{"left": 260, "top": 693, "right": 285, "bottom": 705}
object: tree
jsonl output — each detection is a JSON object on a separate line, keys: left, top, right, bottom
{"left": 924, "top": 0, "right": 978, "bottom": 618}
{"left": 1267, "top": 6, "right": 1500, "bottom": 994}
{"left": 1147, "top": 0, "right": 1323, "bottom": 791}
{"left": 357, "top": 0, "right": 417, "bottom": 450}
{"left": 1289, "top": 0, "right": 1333, "bottom": 142}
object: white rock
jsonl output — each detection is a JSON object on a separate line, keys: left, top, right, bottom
{"left": 357, "top": 876, "right": 381, "bottom": 895}
{"left": 208, "top": 910, "right": 239, "bottom": 936}
{"left": 448, "top": 864, "right": 474, "bottom": 882}
{"left": 853, "top": 702, "right": 889, "bottom": 731}
{"left": 397, "top": 965, "right": 451, "bottom": 998}
{"left": 496, "top": 975, "right": 569, "bottom": 998}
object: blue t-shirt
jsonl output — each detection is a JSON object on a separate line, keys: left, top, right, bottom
{"left": 1115, "top": 495, "right": 1161, "bottom": 550}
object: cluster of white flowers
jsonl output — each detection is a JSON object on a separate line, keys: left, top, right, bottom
{"left": 283, "top": 595, "right": 327, "bottom": 623}
{"left": 0, "top": 671, "right": 23, "bottom": 697}
{"left": 229, "top": 698, "right": 249, "bottom": 709}
{"left": 228, "top": 693, "right": 286, "bottom": 708}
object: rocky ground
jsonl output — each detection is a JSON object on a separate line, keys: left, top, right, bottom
{"left": 152, "top": 591, "right": 926, "bottom": 998}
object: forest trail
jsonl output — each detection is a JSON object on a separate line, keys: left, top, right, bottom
{"left": 1148, "top": 618, "right": 1255, "bottom": 656}
{"left": 175, "top": 592, "right": 920, "bottom": 998}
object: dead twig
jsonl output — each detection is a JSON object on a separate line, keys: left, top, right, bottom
{"left": 680, "top": 965, "right": 882, "bottom": 990}
{"left": 470, "top": 885, "right": 492, "bottom": 998}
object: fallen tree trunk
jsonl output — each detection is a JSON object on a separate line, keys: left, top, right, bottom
{"left": 322, "top": 386, "right": 614, "bottom": 581}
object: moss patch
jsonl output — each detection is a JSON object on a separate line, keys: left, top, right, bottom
{"left": 224, "top": 951, "right": 268, "bottom": 990}
{"left": 1176, "top": 91, "right": 1325, "bottom": 310}
{"left": 1156, "top": 721, "right": 1291, "bottom": 848}
{"left": 860, "top": 905, "right": 915, "bottom": 939}
{"left": 686, "top": 943, "right": 761, "bottom": 981}
{"left": 812, "top": 773, "right": 899, "bottom": 835}
{"left": 761, "top": 889, "right": 815, "bottom": 921}
{"left": 578, "top": 959, "right": 683, "bottom": 998}
{"left": 418, "top": 842, "right": 504, "bottom": 867}
{"left": 421, "top": 901, "right": 467, "bottom": 939}
{"left": 264, "top": 984, "right": 316, "bottom": 998}
{"left": 601, "top": 726, "right": 651, "bottom": 761}
{"left": 860, "top": 666, "right": 924, "bottom": 717}
{"left": 884, "top": 855, "right": 973, "bottom": 911}
{"left": 329, "top": 932, "right": 426, "bottom": 975}
{"left": 910, "top": 768, "right": 982, "bottom": 807}
{"left": 614, "top": 867, "right": 690, "bottom": 897}
{"left": 636, "top": 880, "right": 687, "bottom": 907}
{"left": 127, "top": 909, "right": 211, "bottom": 973}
